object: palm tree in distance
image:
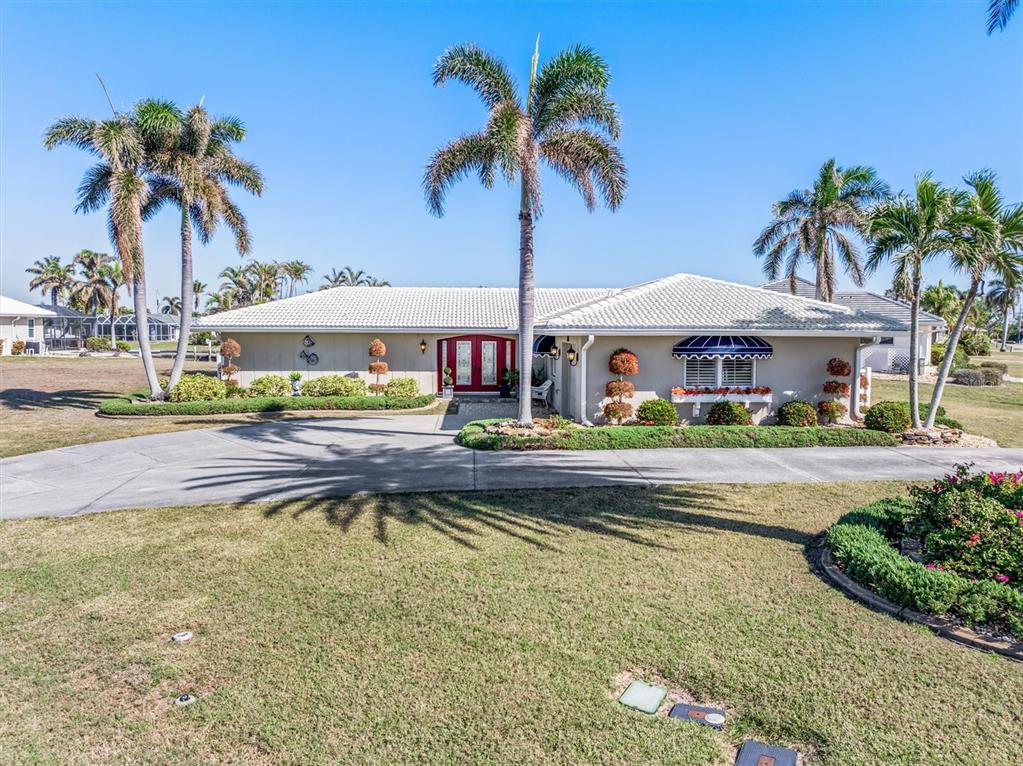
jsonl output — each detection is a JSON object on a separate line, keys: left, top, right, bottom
{"left": 281, "top": 260, "right": 312, "bottom": 296}
{"left": 424, "top": 38, "right": 627, "bottom": 424}
{"left": 319, "top": 266, "right": 388, "bottom": 288}
{"left": 160, "top": 295, "right": 182, "bottom": 315}
{"left": 44, "top": 101, "right": 166, "bottom": 397}
{"left": 923, "top": 171, "right": 1023, "bottom": 427}
{"left": 988, "top": 0, "right": 1018, "bottom": 32}
{"left": 26, "top": 255, "right": 76, "bottom": 306}
{"left": 205, "top": 291, "right": 235, "bottom": 313}
{"left": 102, "top": 261, "right": 127, "bottom": 346}
{"left": 867, "top": 175, "right": 974, "bottom": 428}
{"left": 142, "top": 102, "right": 263, "bottom": 391}
{"left": 754, "top": 160, "right": 889, "bottom": 303}
{"left": 365, "top": 276, "right": 391, "bottom": 286}
{"left": 920, "top": 280, "right": 961, "bottom": 327}
{"left": 218, "top": 265, "right": 253, "bottom": 307}
{"left": 989, "top": 277, "right": 1021, "bottom": 351}
{"left": 192, "top": 280, "right": 207, "bottom": 312}
{"left": 246, "top": 260, "right": 281, "bottom": 303}
{"left": 70, "top": 249, "right": 113, "bottom": 316}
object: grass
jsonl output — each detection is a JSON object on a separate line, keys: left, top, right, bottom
{"left": 2, "top": 482, "right": 1020, "bottom": 765}
{"left": 458, "top": 420, "right": 899, "bottom": 450}
{"left": 971, "top": 349, "right": 1023, "bottom": 379}
{"left": 871, "top": 376, "right": 1023, "bottom": 447}
{"left": 99, "top": 393, "right": 437, "bottom": 416}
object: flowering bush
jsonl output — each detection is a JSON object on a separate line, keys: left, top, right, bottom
{"left": 909, "top": 464, "right": 1023, "bottom": 588}
{"left": 670, "top": 386, "right": 771, "bottom": 396}
{"left": 827, "top": 357, "right": 852, "bottom": 376}
{"left": 817, "top": 400, "right": 847, "bottom": 423}
{"left": 822, "top": 380, "right": 851, "bottom": 396}
{"left": 608, "top": 348, "right": 639, "bottom": 376}
{"left": 706, "top": 400, "right": 752, "bottom": 425}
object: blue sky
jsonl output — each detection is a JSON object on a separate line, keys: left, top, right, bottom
{"left": 1, "top": 1, "right": 1021, "bottom": 307}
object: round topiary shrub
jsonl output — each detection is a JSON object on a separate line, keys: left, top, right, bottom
{"left": 384, "top": 377, "right": 420, "bottom": 398}
{"left": 706, "top": 400, "right": 752, "bottom": 425}
{"left": 953, "top": 368, "right": 985, "bottom": 387}
{"left": 603, "top": 400, "right": 634, "bottom": 423}
{"left": 247, "top": 374, "right": 291, "bottom": 398}
{"left": 827, "top": 357, "right": 852, "bottom": 376}
{"left": 864, "top": 401, "right": 912, "bottom": 433}
{"left": 605, "top": 380, "right": 636, "bottom": 399}
{"left": 636, "top": 397, "right": 678, "bottom": 426}
{"left": 822, "top": 380, "right": 851, "bottom": 396}
{"left": 368, "top": 338, "right": 387, "bottom": 357}
{"left": 169, "top": 373, "right": 227, "bottom": 402}
{"left": 608, "top": 348, "right": 639, "bottom": 376}
{"left": 817, "top": 399, "right": 847, "bottom": 424}
{"left": 368, "top": 361, "right": 389, "bottom": 376}
{"left": 777, "top": 399, "right": 817, "bottom": 427}
{"left": 300, "top": 375, "right": 368, "bottom": 397}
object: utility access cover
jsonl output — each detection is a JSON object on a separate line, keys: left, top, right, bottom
{"left": 618, "top": 681, "right": 667, "bottom": 714}
{"left": 668, "top": 702, "right": 726, "bottom": 730}
{"left": 735, "top": 740, "right": 798, "bottom": 766}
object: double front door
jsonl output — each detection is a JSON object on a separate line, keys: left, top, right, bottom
{"left": 439, "top": 335, "right": 515, "bottom": 392}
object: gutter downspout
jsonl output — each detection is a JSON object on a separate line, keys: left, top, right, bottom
{"left": 852, "top": 337, "right": 879, "bottom": 420}
{"left": 579, "top": 334, "right": 596, "bottom": 425}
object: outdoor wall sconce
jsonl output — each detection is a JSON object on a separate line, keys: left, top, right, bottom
{"left": 549, "top": 341, "right": 560, "bottom": 359}
{"left": 566, "top": 344, "right": 578, "bottom": 366}
{"left": 419, "top": 339, "right": 428, "bottom": 354}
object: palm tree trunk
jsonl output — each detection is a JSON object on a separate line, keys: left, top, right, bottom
{"left": 1001, "top": 305, "right": 1011, "bottom": 352}
{"left": 908, "top": 271, "right": 922, "bottom": 428}
{"left": 167, "top": 206, "right": 194, "bottom": 391}
{"left": 133, "top": 268, "right": 161, "bottom": 398}
{"left": 517, "top": 203, "right": 535, "bottom": 426}
{"left": 925, "top": 279, "right": 979, "bottom": 428}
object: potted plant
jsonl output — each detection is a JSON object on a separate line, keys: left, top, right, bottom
{"left": 289, "top": 371, "right": 302, "bottom": 396}
{"left": 441, "top": 367, "right": 454, "bottom": 399}
{"left": 501, "top": 368, "right": 520, "bottom": 398}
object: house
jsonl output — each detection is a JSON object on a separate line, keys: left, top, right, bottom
{"left": 194, "top": 273, "right": 911, "bottom": 424}
{"left": 0, "top": 295, "right": 55, "bottom": 355}
{"left": 761, "top": 277, "right": 945, "bottom": 374}
{"left": 34, "top": 305, "right": 181, "bottom": 349}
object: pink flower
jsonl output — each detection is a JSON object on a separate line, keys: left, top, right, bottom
{"left": 995, "top": 574, "right": 1010, "bottom": 584}
{"left": 1014, "top": 511, "right": 1023, "bottom": 519}
{"left": 926, "top": 563, "right": 945, "bottom": 571}
{"left": 967, "top": 533, "right": 981, "bottom": 547}
{"left": 988, "top": 472, "right": 1006, "bottom": 485}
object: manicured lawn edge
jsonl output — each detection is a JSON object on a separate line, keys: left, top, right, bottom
{"left": 456, "top": 420, "right": 900, "bottom": 450}
{"left": 823, "top": 498, "right": 1023, "bottom": 653}
{"left": 98, "top": 393, "right": 437, "bottom": 417}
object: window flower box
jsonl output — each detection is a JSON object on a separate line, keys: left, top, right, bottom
{"left": 670, "top": 386, "right": 773, "bottom": 416}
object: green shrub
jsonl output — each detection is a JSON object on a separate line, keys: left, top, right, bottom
{"left": 100, "top": 393, "right": 436, "bottom": 416}
{"left": 816, "top": 399, "right": 847, "bottom": 424}
{"left": 706, "top": 400, "right": 752, "bottom": 425}
{"left": 168, "top": 373, "right": 227, "bottom": 402}
{"left": 961, "top": 330, "right": 992, "bottom": 356}
{"left": 931, "top": 343, "right": 968, "bottom": 370}
{"left": 115, "top": 341, "right": 131, "bottom": 353}
{"left": 864, "top": 401, "right": 912, "bottom": 433}
{"left": 288, "top": 371, "right": 302, "bottom": 383}
{"left": 776, "top": 399, "right": 817, "bottom": 427}
{"left": 247, "top": 374, "right": 291, "bottom": 398}
{"left": 636, "top": 397, "right": 678, "bottom": 426}
{"left": 980, "top": 360, "right": 1008, "bottom": 374}
{"left": 980, "top": 367, "right": 1004, "bottom": 386}
{"left": 865, "top": 401, "right": 962, "bottom": 430}
{"left": 384, "top": 377, "right": 420, "bottom": 398}
{"left": 953, "top": 368, "right": 985, "bottom": 386}
{"left": 299, "top": 374, "right": 367, "bottom": 397}
{"left": 85, "top": 336, "right": 111, "bottom": 352}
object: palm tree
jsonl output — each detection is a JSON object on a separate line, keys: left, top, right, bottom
{"left": 44, "top": 103, "right": 165, "bottom": 397}
{"left": 26, "top": 255, "right": 76, "bottom": 306}
{"left": 142, "top": 103, "right": 264, "bottom": 390}
{"left": 920, "top": 280, "right": 961, "bottom": 327}
{"left": 365, "top": 276, "right": 391, "bottom": 287}
{"left": 281, "top": 260, "right": 312, "bottom": 296}
{"left": 192, "top": 280, "right": 207, "bottom": 312}
{"left": 160, "top": 295, "right": 182, "bottom": 315}
{"left": 988, "top": 0, "right": 1018, "bottom": 32}
{"left": 989, "top": 277, "right": 1021, "bottom": 351}
{"left": 866, "top": 175, "right": 973, "bottom": 428}
{"left": 245, "top": 260, "right": 280, "bottom": 303}
{"left": 754, "top": 160, "right": 890, "bottom": 302}
{"left": 320, "top": 266, "right": 368, "bottom": 288}
{"left": 424, "top": 39, "right": 627, "bottom": 424}
{"left": 924, "top": 171, "right": 1023, "bottom": 427}
{"left": 70, "top": 249, "right": 113, "bottom": 316}
{"left": 101, "top": 261, "right": 127, "bottom": 346}
{"left": 205, "top": 291, "right": 235, "bottom": 313}
{"left": 218, "top": 265, "right": 253, "bottom": 306}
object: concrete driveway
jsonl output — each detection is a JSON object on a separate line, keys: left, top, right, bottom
{"left": 2, "top": 411, "right": 1022, "bottom": 520}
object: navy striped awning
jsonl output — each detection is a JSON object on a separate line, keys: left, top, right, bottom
{"left": 671, "top": 335, "right": 773, "bottom": 360}
{"left": 532, "top": 334, "right": 558, "bottom": 356}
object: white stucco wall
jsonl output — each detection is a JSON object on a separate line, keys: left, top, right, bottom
{"left": 580, "top": 335, "right": 865, "bottom": 425}
{"left": 0, "top": 316, "right": 42, "bottom": 355}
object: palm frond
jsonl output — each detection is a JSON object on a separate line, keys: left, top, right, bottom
{"left": 73, "top": 163, "right": 113, "bottom": 214}
{"left": 539, "top": 129, "right": 626, "bottom": 211}
{"left": 536, "top": 87, "right": 621, "bottom": 139}
{"left": 43, "top": 116, "right": 97, "bottom": 153}
{"left": 988, "top": 0, "right": 1019, "bottom": 33}
{"left": 423, "top": 133, "right": 495, "bottom": 216}
{"left": 532, "top": 45, "right": 610, "bottom": 119}
{"left": 433, "top": 44, "right": 518, "bottom": 108}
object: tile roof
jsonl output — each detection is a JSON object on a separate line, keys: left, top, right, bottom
{"left": 195, "top": 274, "right": 909, "bottom": 334}
{"left": 760, "top": 277, "right": 945, "bottom": 326}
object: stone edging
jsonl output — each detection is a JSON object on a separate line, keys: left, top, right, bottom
{"left": 810, "top": 536, "right": 1023, "bottom": 662}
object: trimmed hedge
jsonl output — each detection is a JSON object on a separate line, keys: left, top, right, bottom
{"left": 457, "top": 420, "right": 899, "bottom": 451}
{"left": 300, "top": 375, "right": 368, "bottom": 397}
{"left": 636, "top": 397, "right": 678, "bottom": 426}
{"left": 169, "top": 373, "right": 227, "bottom": 402}
{"left": 99, "top": 394, "right": 437, "bottom": 416}
{"left": 247, "top": 374, "right": 292, "bottom": 398}
{"left": 826, "top": 499, "right": 1023, "bottom": 639}
{"left": 384, "top": 377, "right": 420, "bottom": 398}
{"left": 776, "top": 400, "right": 817, "bottom": 427}
{"left": 864, "top": 401, "right": 912, "bottom": 433}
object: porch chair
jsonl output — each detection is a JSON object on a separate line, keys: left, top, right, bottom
{"left": 531, "top": 379, "right": 553, "bottom": 405}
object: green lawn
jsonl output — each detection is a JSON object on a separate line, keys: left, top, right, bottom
{"left": 871, "top": 377, "right": 1023, "bottom": 447}
{"left": 2, "top": 483, "right": 1020, "bottom": 765}
{"left": 972, "top": 349, "right": 1023, "bottom": 379}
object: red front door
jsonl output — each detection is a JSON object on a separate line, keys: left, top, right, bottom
{"left": 438, "top": 335, "right": 515, "bottom": 392}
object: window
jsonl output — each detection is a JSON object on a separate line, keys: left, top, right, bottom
{"left": 721, "top": 358, "right": 754, "bottom": 386}
{"left": 684, "top": 358, "right": 717, "bottom": 387}
{"left": 27, "top": 319, "right": 35, "bottom": 339}
{"left": 879, "top": 337, "right": 894, "bottom": 345}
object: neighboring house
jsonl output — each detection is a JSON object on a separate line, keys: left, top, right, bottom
{"left": 36, "top": 306, "right": 180, "bottom": 348}
{"left": 761, "top": 277, "right": 945, "bottom": 374}
{"left": 0, "top": 295, "right": 55, "bottom": 355}
{"left": 196, "top": 273, "right": 909, "bottom": 425}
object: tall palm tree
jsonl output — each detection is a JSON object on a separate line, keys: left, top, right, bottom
{"left": 867, "top": 175, "right": 973, "bottom": 428}
{"left": 754, "top": 160, "right": 890, "bottom": 302}
{"left": 424, "top": 39, "right": 627, "bottom": 424}
{"left": 26, "top": 255, "right": 76, "bottom": 305}
{"left": 44, "top": 103, "right": 167, "bottom": 397}
{"left": 281, "top": 260, "right": 312, "bottom": 296}
{"left": 160, "top": 295, "right": 182, "bottom": 315}
{"left": 924, "top": 171, "right": 1023, "bottom": 427}
{"left": 988, "top": 277, "right": 1021, "bottom": 351}
{"left": 192, "top": 280, "right": 207, "bottom": 312}
{"left": 143, "top": 103, "right": 263, "bottom": 390}
{"left": 988, "top": 0, "right": 1018, "bottom": 32}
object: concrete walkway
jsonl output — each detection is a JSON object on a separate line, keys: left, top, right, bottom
{"left": 3, "top": 411, "right": 1022, "bottom": 520}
